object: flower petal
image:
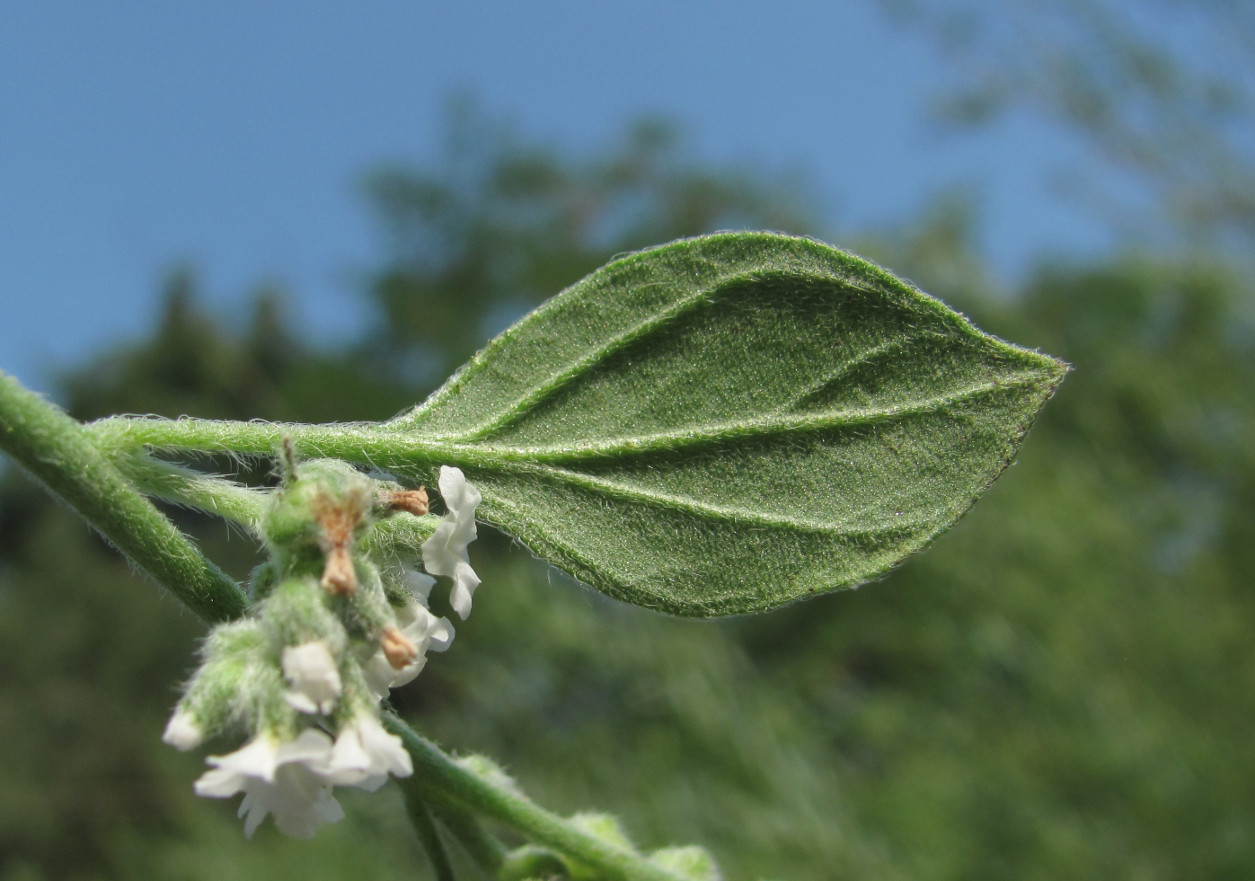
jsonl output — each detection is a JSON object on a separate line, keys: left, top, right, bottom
{"left": 326, "top": 712, "right": 412, "bottom": 790}
{"left": 162, "top": 709, "right": 203, "bottom": 751}
{"left": 422, "top": 466, "right": 482, "bottom": 620}
{"left": 195, "top": 731, "right": 345, "bottom": 839}
{"left": 282, "top": 641, "right": 342, "bottom": 715}
{"left": 195, "top": 737, "right": 282, "bottom": 796}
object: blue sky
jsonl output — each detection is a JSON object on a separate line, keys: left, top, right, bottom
{"left": 1, "top": 2, "right": 1118, "bottom": 395}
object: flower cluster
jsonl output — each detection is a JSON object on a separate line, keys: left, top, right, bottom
{"left": 163, "top": 460, "right": 481, "bottom": 838}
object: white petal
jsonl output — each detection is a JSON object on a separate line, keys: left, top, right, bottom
{"left": 238, "top": 790, "right": 261, "bottom": 836}
{"left": 282, "top": 641, "right": 342, "bottom": 715}
{"left": 325, "top": 713, "right": 412, "bottom": 790}
{"left": 162, "top": 709, "right": 203, "bottom": 751}
{"left": 400, "top": 601, "right": 456, "bottom": 653}
{"left": 326, "top": 723, "right": 372, "bottom": 784}
{"left": 368, "top": 600, "right": 456, "bottom": 694}
{"left": 439, "top": 466, "right": 479, "bottom": 516}
{"left": 270, "top": 783, "right": 344, "bottom": 839}
{"left": 448, "top": 563, "right": 481, "bottom": 620}
{"left": 237, "top": 761, "right": 343, "bottom": 839}
{"left": 278, "top": 728, "right": 336, "bottom": 772}
{"left": 356, "top": 713, "right": 412, "bottom": 779}
{"left": 404, "top": 568, "right": 437, "bottom": 601}
{"left": 427, "top": 616, "right": 455, "bottom": 653}
{"left": 422, "top": 466, "right": 482, "bottom": 620}
{"left": 362, "top": 650, "right": 402, "bottom": 700}
{"left": 386, "top": 652, "right": 429, "bottom": 691}
{"left": 195, "top": 730, "right": 344, "bottom": 839}
{"left": 195, "top": 737, "right": 281, "bottom": 796}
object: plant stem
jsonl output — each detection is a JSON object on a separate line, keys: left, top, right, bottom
{"left": 399, "top": 774, "right": 509, "bottom": 877}
{"left": 360, "top": 512, "right": 438, "bottom": 560}
{"left": 433, "top": 802, "right": 508, "bottom": 875}
{"left": 400, "top": 785, "right": 457, "bottom": 881}
{"left": 88, "top": 416, "right": 449, "bottom": 474}
{"left": 111, "top": 451, "right": 268, "bottom": 530}
{"left": 383, "top": 713, "right": 689, "bottom": 881}
{"left": 0, "top": 372, "right": 247, "bottom": 623}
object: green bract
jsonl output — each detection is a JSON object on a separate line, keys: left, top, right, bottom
{"left": 392, "top": 233, "right": 1067, "bottom": 616}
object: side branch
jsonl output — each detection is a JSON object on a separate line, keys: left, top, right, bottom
{"left": 0, "top": 372, "right": 247, "bottom": 623}
{"left": 383, "top": 713, "right": 689, "bottom": 881}
{"left": 112, "top": 452, "right": 268, "bottom": 530}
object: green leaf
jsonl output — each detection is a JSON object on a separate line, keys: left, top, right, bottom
{"left": 395, "top": 233, "right": 1067, "bottom": 616}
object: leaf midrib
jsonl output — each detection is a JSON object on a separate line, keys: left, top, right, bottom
{"left": 426, "top": 370, "right": 1048, "bottom": 463}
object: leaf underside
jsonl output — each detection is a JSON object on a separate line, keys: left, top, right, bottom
{"left": 393, "top": 233, "right": 1067, "bottom": 616}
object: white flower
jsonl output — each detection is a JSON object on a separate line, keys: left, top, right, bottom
{"left": 194, "top": 730, "right": 344, "bottom": 838}
{"left": 325, "top": 712, "right": 413, "bottom": 792}
{"left": 362, "top": 595, "right": 455, "bottom": 698}
{"left": 162, "top": 708, "right": 203, "bottom": 751}
{"left": 282, "top": 641, "right": 342, "bottom": 715}
{"left": 422, "top": 466, "right": 482, "bottom": 619}
{"left": 190, "top": 718, "right": 413, "bottom": 838}
{"left": 404, "top": 567, "right": 437, "bottom": 603}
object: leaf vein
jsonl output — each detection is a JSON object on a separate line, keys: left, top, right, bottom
{"left": 477, "top": 464, "right": 931, "bottom": 538}
{"left": 453, "top": 371, "right": 1046, "bottom": 463}
{"left": 419, "top": 268, "right": 882, "bottom": 441}
{"left": 787, "top": 331, "right": 931, "bottom": 412}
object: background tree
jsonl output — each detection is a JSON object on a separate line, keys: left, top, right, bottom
{"left": 883, "top": 0, "right": 1255, "bottom": 249}
{"left": 358, "top": 103, "right": 816, "bottom": 390}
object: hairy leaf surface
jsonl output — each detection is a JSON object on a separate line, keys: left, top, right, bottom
{"left": 394, "top": 233, "right": 1067, "bottom": 616}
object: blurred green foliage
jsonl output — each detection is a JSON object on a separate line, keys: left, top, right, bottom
{"left": 884, "top": 0, "right": 1255, "bottom": 249}
{"left": 3, "top": 106, "right": 1254, "bottom": 881}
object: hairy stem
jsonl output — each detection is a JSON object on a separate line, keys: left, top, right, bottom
{"left": 88, "top": 416, "right": 449, "bottom": 475}
{"left": 111, "top": 451, "right": 268, "bottom": 530}
{"left": 0, "top": 372, "right": 247, "bottom": 623}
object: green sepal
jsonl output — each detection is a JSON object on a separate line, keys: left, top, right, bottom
{"left": 649, "top": 846, "right": 721, "bottom": 881}
{"left": 500, "top": 845, "right": 570, "bottom": 881}
{"left": 563, "top": 813, "right": 635, "bottom": 880}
